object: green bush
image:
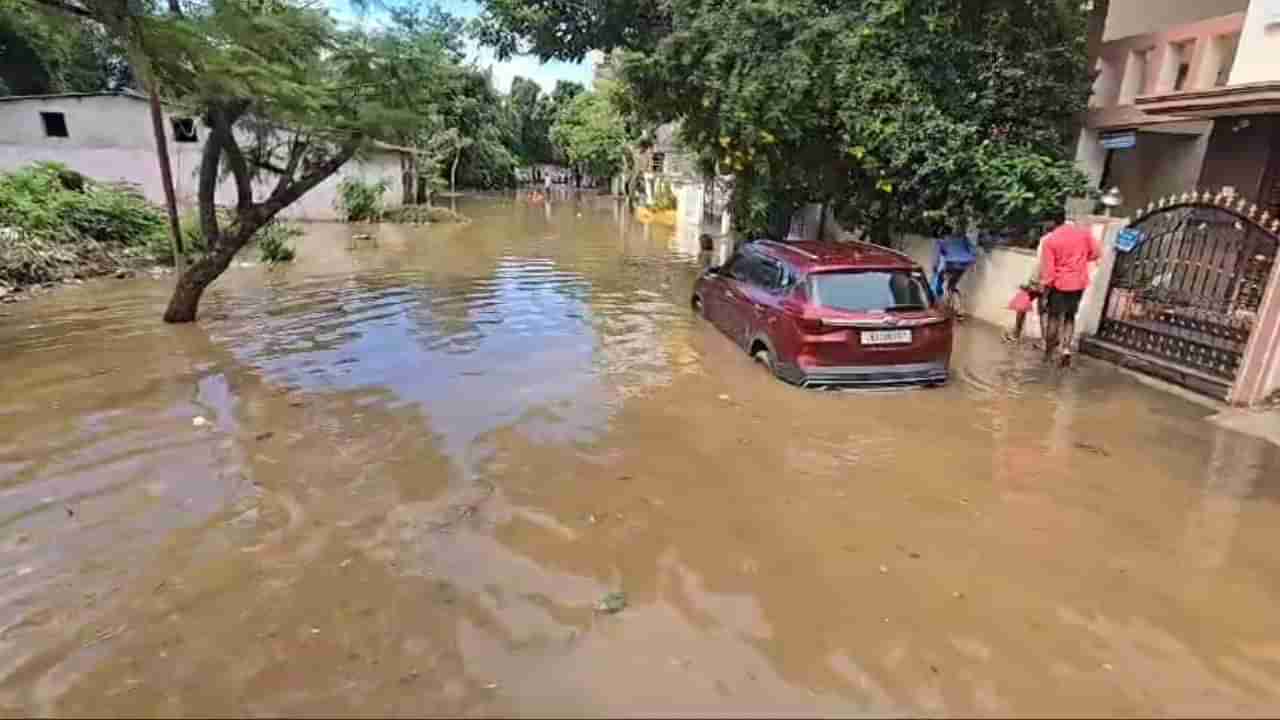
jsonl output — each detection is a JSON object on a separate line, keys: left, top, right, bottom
{"left": 336, "top": 177, "right": 389, "bottom": 222}
{"left": 148, "top": 212, "right": 213, "bottom": 266}
{"left": 0, "top": 162, "right": 166, "bottom": 286}
{"left": 146, "top": 212, "right": 299, "bottom": 266}
{"left": 380, "top": 205, "right": 470, "bottom": 224}
{"left": 651, "top": 179, "right": 677, "bottom": 211}
{"left": 256, "top": 220, "right": 300, "bottom": 264}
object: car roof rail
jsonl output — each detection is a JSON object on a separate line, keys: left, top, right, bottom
{"left": 758, "top": 239, "right": 819, "bottom": 260}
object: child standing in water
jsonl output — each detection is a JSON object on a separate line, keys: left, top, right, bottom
{"left": 1004, "top": 242, "right": 1045, "bottom": 345}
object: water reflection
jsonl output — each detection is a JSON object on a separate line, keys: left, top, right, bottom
{"left": 2, "top": 195, "right": 1280, "bottom": 715}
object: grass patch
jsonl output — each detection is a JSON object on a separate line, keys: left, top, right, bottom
{"left": 381, "top": 205, "right": 470, "bottom": 224}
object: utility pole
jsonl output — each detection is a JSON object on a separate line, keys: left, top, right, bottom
{"left": 144, "top": 0, "right": 187, "bottom": 274}
{"left": 148, "top": 82, "right": 186, "bottom": 275}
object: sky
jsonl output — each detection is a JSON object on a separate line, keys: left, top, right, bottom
{"left": 331, "top": 0, "right": 596, "bottom": 93}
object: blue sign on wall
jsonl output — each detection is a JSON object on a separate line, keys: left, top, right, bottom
{"left": 1101, "top": 131, "right": 1137, "bottom": 150}
{"left": 1116, "top": 228, "right": 1144, "bottom": 252}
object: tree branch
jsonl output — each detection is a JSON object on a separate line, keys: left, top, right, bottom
{"left": 32, "top": 0, "right": 94, "bottom": 19}
{"left": 259, "top": 136, "right": 362, "bottom": 221}
{"left": 198, "top": 126, "right": 224, "bottom": 247}
{"left": 250, "top": 158, "right": 290, "bottom": 176}
{"left": 211, "top": 106, "right": 252, "bottom": 211}
{"left": 273, "top": 133, "right": 306, "bottom": 199}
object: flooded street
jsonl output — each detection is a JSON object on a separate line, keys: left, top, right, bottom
{"left": 4, "top": 194, "right": 1280, "bottom": 716}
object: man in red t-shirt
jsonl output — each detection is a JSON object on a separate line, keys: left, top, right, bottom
{"left": 1040, "top": 220, "right": 1100, "bottom": 366}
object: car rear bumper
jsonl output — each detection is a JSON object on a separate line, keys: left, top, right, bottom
{"left": 777, "top": 360, "right": 949, "bottom": 388}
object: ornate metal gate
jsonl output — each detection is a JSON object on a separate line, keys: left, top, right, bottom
{"left": 1091, "top": 192, "right": 1280, "bottom": 397}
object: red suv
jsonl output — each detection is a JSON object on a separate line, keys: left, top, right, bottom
{"left": 692, "top": 240, "right": 953, "bottom": 387}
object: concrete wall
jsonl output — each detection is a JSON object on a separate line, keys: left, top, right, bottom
{"left": 1199, "top": 115, "right": 1278, "bottom": 199}
{"left": 1265, "top": 343, "right": 1280, "bottom": 401}
{"left": 1228, "top": 0, "right": 1280, "bottom": 84}
{"left": 1102, "top": 129, "right": 1211, "bottom": 215}
{"left": 0, "top": 94, "right": 404, "bottom": 221}
{"left": 1233, "top": 232, "right": 1280, "bottom": 405}
{"left": 1103, "top": 0, "right": 1249, "bottom": 41}
{"left": 897, "top": 218, "right": 1127, "bottom": 340}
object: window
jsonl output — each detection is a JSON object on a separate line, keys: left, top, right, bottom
{"left": 651, "top": 152, "right": 666, "bottom": 174}
{"left": 809, "top": 271, "right": 932, "bottom": 312}
{"left": 724, "top": 253, "right": 752, "bottom": 282}
{"left": 1164, "top": 39, "right": 1196, "bottom": 92}
{"left": 1214, "top": 33, "right": 1240, "bottom": 87}
{"left": 1119, "top": 48, "right": 1152, "bottom": 104}
{"left": 172, "top": 117, "right": 198, "bottom": 143}
{"left": 726, "top": 253, "right": 788, "bottom": 291}
{"left": 747, "top": 257, "right": 783, "bottom": 290}
{"left": 40, "top": 112, "right": 68, "bottom": 138}
{"left": 1174, "top": 62, "right": 1191, "bottom": 91}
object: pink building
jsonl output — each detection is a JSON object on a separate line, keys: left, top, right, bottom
{"left": 1075, "top": 0, "right": 1280, "bottom": 405}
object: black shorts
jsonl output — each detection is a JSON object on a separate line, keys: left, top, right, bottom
{"left": 1046, "top": 288, "right": 1084, "bottom": 319}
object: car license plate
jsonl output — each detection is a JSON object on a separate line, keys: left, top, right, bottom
{"left": 861, "top": 329, "right": 912, "bottom": 345}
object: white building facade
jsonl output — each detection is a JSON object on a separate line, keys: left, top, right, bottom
{"left": 0, "top": 92, "right": 407, "bottom": 221}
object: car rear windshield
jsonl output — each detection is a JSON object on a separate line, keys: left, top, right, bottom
{"left": 809, "top": 271, "right": 932, "bottom": 312}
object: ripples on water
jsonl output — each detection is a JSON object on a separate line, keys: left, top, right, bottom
{"left": 3, "top": 195, "right": 1280, "bottom": 715}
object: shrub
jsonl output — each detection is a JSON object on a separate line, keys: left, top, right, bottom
{"left": 147, "top": 213, "right": 298, "bottom": 266}
{"left": 0, "top": 163, "right": 167, "bottom": 286}
{"left": 651, "top": 179, "right": 677, "bottom": 211}
{"left": 336, "top": 177, "right": 389, "bottom": 222}
{"left": 380, "top": 205, "right": 470, "bottom": 224}
{"left": 148, "top": 212, "right": 213, "bottom": 266}
{"left": 256, "top": 221, "right": 301, "bottom": 264}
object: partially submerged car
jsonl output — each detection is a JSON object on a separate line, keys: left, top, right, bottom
{"left": 692, "top": 240, "right": 953, "bottom": 388}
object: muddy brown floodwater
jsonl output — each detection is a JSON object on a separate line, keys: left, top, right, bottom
{"left": 3, "top": 194, "right": 1280, "bottom": 716}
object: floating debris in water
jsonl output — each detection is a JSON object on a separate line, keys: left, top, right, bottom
{"left": 597, "top": 592, "right": 627, "bottom": 614}
{"left": 192, "top": 416, "right": 209, "bottom": 428}
{"left": 1073, "top": 442, "right": 1111, "bottom": 457}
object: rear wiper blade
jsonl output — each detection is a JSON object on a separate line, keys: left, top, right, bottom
{"left": 885, "top": 304, "right": 927, "bottom": 311}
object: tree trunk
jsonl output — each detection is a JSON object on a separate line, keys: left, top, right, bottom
{"left": 450, "top": 148, "right": 461, "bottom": 194}
{"left": 401, "top": 153, "right": 416, "bottom": 205}
{"left": 163, "top": 107, "right": 361, "bottom": 323}
{"left": 162, "top": 241, "right": 239, "bottom": 322}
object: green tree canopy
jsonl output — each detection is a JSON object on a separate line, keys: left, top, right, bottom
{"left": 508, "top": 75, "right": 551, "bottom": 164}
{"left": 479, "top": 0, "right": 1093, "bottom": 241}
{"left": 550, "top": 86, "right": 628, "bottom": 180}
{"left": 0, "top": 0, "right": 130, "bottom": 95}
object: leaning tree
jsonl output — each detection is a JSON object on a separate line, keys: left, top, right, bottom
{"left": 22, "top": 0, "right": 430, "bottom": 321}
{"left": 147, "top": 0, "right": 421, "bottom": 321}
